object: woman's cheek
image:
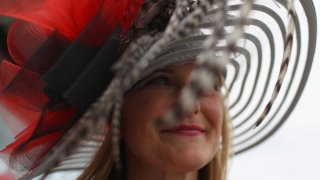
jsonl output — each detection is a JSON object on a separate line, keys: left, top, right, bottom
{"left": 201, "top": 96, "right": 224, "bottom": 128}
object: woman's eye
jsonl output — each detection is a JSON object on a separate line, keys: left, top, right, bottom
{"left": 144, "top": 76, "right": 170, "bottom": 86}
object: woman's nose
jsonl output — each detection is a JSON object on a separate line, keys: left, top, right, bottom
{"left": 193, "top": 101, "right": 201, "bottom": 114}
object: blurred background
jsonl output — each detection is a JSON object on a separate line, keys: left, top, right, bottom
{"left": 0, "top": 1, "right": 319, "bottom": 180}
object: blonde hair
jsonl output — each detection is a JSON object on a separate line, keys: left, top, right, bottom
{"left": 79, "top": 104, "right": 232, "bottom": 180}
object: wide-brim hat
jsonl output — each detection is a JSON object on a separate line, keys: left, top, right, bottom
{"left": 0, "top": 0, "right": 317, "bottom": 179}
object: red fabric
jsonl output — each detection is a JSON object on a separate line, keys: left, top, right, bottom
{"left": 7, "top": 20, "right": 56, "bottom": 72}
{"left": 0, "top": 60, "right": 47, "bottom": 135}
{"left": 0, "top": 0, "right": 143, "bottom": 40}
{"left": 0, "top": 58, "right": 77, "bottom": 171}
{"left": 0, "top": 0, "right": 102, "bottom": 40}
{"left": 0, "top": 0, "right": 143, "bottom": 174}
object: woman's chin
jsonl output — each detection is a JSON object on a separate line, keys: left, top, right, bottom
{"left": 167, "top": 148, "right": 214, "bottom": 172}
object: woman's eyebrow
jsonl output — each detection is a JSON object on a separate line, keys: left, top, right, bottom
{"left": 151, "top": 67, "right": 176, "bottom": 75}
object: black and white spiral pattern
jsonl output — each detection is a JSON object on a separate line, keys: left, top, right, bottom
{"left": 224, "top": 0, "right": 317, "bottom": 154}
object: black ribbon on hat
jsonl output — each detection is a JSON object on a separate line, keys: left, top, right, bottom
{"left": 43, "top": 13, "right": 122, "bottom": 114}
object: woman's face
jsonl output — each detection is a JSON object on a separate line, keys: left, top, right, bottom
{"left": 121, "top": 63, "right": 224, "bottom": 173}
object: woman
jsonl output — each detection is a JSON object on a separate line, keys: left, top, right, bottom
{"left": 0, "top": 0, "right": 316, "bottom": 180}
{"left": 80, "top": 63, "right": 230, "bottom": 180}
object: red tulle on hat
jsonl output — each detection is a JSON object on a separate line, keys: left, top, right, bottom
{"left": 0, "top": 0, "right": 143, "bottom": 174}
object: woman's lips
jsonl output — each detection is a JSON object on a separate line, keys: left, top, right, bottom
{"left": 161, "top": 125, "right": 206, "bottom": 136}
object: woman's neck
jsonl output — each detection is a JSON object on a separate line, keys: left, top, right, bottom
{"left": 126, "top": 162, "right": 198, "bottom": 180}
